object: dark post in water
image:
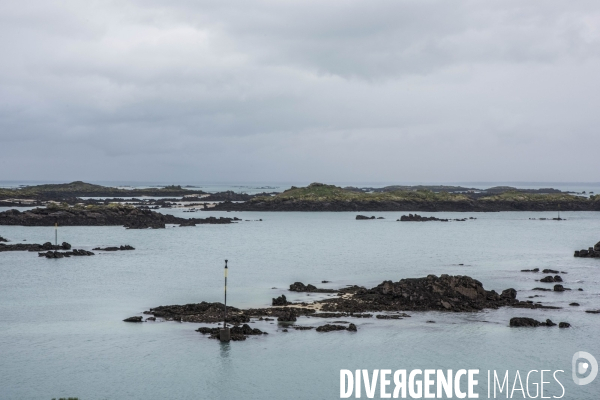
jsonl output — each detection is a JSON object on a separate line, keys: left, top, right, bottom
{"left": 219, "top": 259, "right": 231, "bottom": 342}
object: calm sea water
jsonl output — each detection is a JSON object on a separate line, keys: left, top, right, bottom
{"left": 1, "top": 207, "right": 599, "bottom": 399}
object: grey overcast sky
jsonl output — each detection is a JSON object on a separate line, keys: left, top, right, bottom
{"left": 1, "top": 0, "right": 599, "bottom": 183}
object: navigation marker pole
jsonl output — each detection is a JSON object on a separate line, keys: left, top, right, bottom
{"left": 219, "top": 259, "right": 231, "bottom": 342}
{"left": 55, "top": 220, "right": 58, "bottom": 249}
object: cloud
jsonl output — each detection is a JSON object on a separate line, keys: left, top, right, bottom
{"left": 1, "top": 0, "right": 599, "bottom": 182}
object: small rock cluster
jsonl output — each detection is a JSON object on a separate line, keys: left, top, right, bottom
{"left": 574, "top": 241, "right": 600, "bottom": 258}
{"left": 39, "top": 249, "right": 94, "bottom": 258}
{"left": 510, "top": 317, "right": 570, "bottom": 328}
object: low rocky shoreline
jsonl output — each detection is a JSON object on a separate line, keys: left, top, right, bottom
{"left": 127, "top": 273, "right": 583, "bottom": 341}
{"left": 0, "top": 204, "right": 240, "bottom": 228}
{"left": 0, "top": 241, "right": 71, "bottom": 252}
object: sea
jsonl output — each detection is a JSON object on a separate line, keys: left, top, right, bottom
{"left": 0, "top": 182, "right": 599, "bottom": 399}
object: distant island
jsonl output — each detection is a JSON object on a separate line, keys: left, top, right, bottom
{"left": 209, "top": 183, "right": 600, "bottom": 212}
{"left": 0, "top": 181, "right": 206, "bottom": 201}
{"left": 1, "top": 181, "right": 598, "bottom": 212}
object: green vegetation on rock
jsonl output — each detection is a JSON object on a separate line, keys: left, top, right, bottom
{"left": 0, "top": 181, "right": 205, "bottom": 200}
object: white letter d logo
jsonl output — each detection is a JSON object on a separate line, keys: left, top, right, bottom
{"left": 572, "top": 351, "right": 598, "bottom": 385}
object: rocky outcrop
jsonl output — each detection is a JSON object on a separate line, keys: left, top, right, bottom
{"left": 0, "top": 236, "right": 7, "bottom": 242}
{"left": 0, "top": 241, "right": 71, "bottom": 252}
{"left": 317, "top": 274, "right": 553, "bottom": 313}
{"left": 92, "top": 245, "right": 135, "bottom": 251}
{"left": 0, "top": 205, "right": 238, "bottom": 227}
{"left": 272, "top": 295, "right": 290, "bottom": 306}
{"left": 574, "top": 241, "right": 600, "bottom": 258}
{"left": 289, "top": 282, "right": 337, "bottom": 293}
{"left": 196, "top": 324, "right": 267, "bottom": 341}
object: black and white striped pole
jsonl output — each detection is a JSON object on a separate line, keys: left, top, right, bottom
{"left": 219, "top": 259, "right": 231, "bottom": 342}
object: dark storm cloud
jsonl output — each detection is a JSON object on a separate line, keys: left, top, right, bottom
{"left": 1, "top": 0, "right": 599, "bottom": 182}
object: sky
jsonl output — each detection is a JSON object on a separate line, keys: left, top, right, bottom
{"left": 1, "top": 0, "right": 600, "bottom": 184}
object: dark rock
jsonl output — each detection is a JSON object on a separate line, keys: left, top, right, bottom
{"left": 0, "top": 236, "right": 8, "bottom": 242}
{"left": 554, "top": 285, "right": 565, "bottom": 292}
{"left": 272, "top": 295, "right": 290, "bottom": 306}
{"left": 559, "top": 322, "right": 571, "bottom": 328}
{"left": 532, "top": 287, "right": 552, "bottom": 291}
{"left": 356, "top": 215, "right": 375, "bottom": 220}
{"left": 347, "top": 323, "right": 357, "bottom": 332}
{"left": 145, "top": 317, "right": 156, "bottom": 321}
{"left": 574, "top": 242, "right": 600, "bottom": 258}
{"left": 321, "top": 280, "right": 331, "bottom": 283}
{"left": 585, "top": 310, "right": 600, "bottom": 314}
{"left": 569, "top": 303, "right": 580, "bottom": 306}
{"left": 123, "top": 316, "right": 143, "bottom": 322}
{"left": 510, "top": 317, "right": 543, "bottom": 327}
{"left": 292, "top": 326, "right": 315, "bottom": 330}
{"left": 501, "top": 288, "right": 517, "bottom": 300}
{"left": 540, "top": 276, "right": 555, "bottom": 283}
{"left": 521, "top": 268, "right": 540, "bottom": 272}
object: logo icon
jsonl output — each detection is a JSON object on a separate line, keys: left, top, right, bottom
{"left": 572, "top": 351, "right": 598, "bottom": 385}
